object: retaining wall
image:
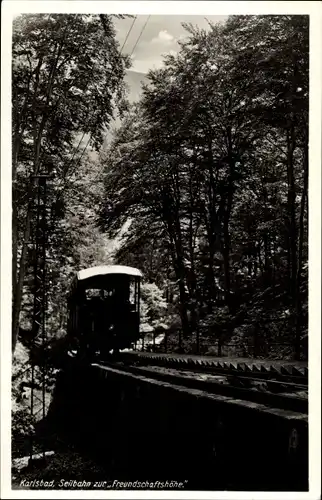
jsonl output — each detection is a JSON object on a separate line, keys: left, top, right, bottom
{"left": 46, "top": 360, "right": 308, "bottom": 491}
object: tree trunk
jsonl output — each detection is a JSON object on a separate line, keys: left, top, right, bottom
{"left": 286, "top": 127, "right": 298, "bottom": 300}
{"left": 12, "top": 188, "right": 18, "bottom": 311}
{"left": 217, "top": 337, "right": 222, "bottom": 356}
{"left": 286, "top": 126, "right": 299, "bottom": 359}
{"left": 222, "top": 216, "right": 231, "bottom": 311}
{"left": 12, "top": 202, "right": 33, "bottom": 352}
{"left": 294, "top": 141, "right": 308, "bottom": 359}
{"left": 168, "top": 237, "right": 190, "bottom": 344}
{"left": 173, "top": 230, "right": 190, "bottom": 342}
{"left": 187, "top": 174, "right": 198, "bottom": 333}
{"left": 173, "top": 165, "right": 190, "bottom": 343}
{"left": 204, "top": 142, "right": 219, "bottom": 313}
{"left": 12, "top": 81, "right": 32, "bottom": 318}
{"left": 222, "top": 126, "right": 235, "bottom": 314}
{"left": 206, "top": 231, "right": 216, "bottom": 313}
{"left": 163, "top": 193, "right": 190, "bottom": 345}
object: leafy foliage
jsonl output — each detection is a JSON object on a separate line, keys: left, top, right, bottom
{"left": 12, "top": 14, "right": 130, "bottom": 351}
{"left": 100, "top": 15, "right": 309, "bottom": 359}
{"left": 140, "top": 282, "right": 169, "bottom": 332}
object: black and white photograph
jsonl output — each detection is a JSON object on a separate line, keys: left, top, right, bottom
{"left": 1, "top": 1, "right": 321, "bottom": 498}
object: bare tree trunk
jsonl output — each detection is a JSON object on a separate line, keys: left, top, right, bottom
{"left": 206, "top": 230, "right": 216, "bottom": 313}
{"left": 286, "top": 127, "right": 297, "bottom": 299}
{"left": 173, "top": 230, "right": 190, "bottom": 343}
{"left": 222, "top": 215, "right": 231, "bottom": 310}
{"left": 187, "top": 170, "right": 198, "bottom": 328}
{"left": 204, "top": 143, "right": 219, "bottom": 313}
{"left": 217, "top": 337, "right": 222, "bottom": 356}
{"left": 12, "top": 81, "right": 32, "bottom": 322}
{"left": 286, "top": 125, "right": 299, "bottom": 360}
{"left": 294, "top": 141, "right": 308, "bottom": 359}
{"left": 222, "top": 126, "right": 235, "bottom": 314}
{"left": 162, "top": 187, "right": 190, "bottom": 346}
{"left": 173, "top": 164, "right": 190, "bottom": 344}
{"left": 12, "top": 189, "right": 18, "bottom": 309}
{"left": 168, "top": 236, "right": 190, "bottom": 345}
{"left": 257, "top": 240, "right": 263, "bottom": 273}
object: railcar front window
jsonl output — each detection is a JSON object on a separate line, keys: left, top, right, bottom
{"left": 85, "top": 289, "right": 106, "bottom": 299}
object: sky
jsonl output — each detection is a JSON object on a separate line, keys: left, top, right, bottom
{"left": 115, "top": 15, "right": 227, "bottom": 74}
{"left": 113, "top": 15, "right": 228, "bottom": 103}
{"left": 101, "top": 14, "right": 228, "bottom": 145}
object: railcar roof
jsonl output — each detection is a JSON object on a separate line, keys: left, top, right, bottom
{"left": 76, "top": 265, "right": 143, "bottom": 282}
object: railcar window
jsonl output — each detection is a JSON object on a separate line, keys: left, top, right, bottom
{"left": 129, "top": 279, "right": 136, "bottom": 305}
{"left": 85, "top": 289, "right": 108, "bottom": 299}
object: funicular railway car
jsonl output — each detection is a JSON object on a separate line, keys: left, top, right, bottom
{"left": 67, "top": 265, "right": 142, "bottom": 359}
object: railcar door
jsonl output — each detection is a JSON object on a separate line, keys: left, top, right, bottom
{"left": 117, "top": 275, "right": 140, "bottom": 349}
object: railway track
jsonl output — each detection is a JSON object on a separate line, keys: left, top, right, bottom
{"left": 115, "top": 351, "right": 308, "bottom": 385}
{"left": 96, "top": 356, "right": 308, "bottom": 414}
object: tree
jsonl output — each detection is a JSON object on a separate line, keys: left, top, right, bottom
{"left": 12, "top": 14, "right": 130, "bottom": 352}
{"left": 224, "top": 15, "right": 309, "bottom": 357}
{"left": 100, "top": 16, "right": 309, "bottom": 359}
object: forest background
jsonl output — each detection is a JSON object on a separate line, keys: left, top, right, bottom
{"left": 11, "top": 14, "right": 309, "bottom": 365}
{"left": 10, "top": 15, "right": 310, "bottom": 445}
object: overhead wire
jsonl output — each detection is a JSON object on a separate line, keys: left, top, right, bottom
{"left": 96, "top": 14, "right": 151, "bottom": 163}
{"left": 97, "top": 14, "right": 142, "bottom": 157}
{"left": 130, "top": 15, "right": 150, "bottom": 57}
{"left": 120, "top": 15, "right": 137, "bottom": 52}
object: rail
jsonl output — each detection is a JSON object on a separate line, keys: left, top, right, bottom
{"left": 95, "top": 357, "right": 308, "bottom": 414}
